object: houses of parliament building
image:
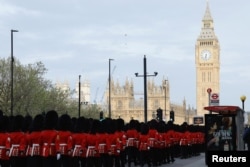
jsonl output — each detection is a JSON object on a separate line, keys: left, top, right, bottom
{"left": 56, "top": 2, "right": 220, "bottom": 125}
{"left": 104, "top": 78, "right": 196, "bottom": 124}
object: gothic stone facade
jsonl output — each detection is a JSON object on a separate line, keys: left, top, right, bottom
{"left": 105, "top": 78, "right": 196, "bottom": 124}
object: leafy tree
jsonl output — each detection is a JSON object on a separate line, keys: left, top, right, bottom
{"left": 0, "top": 58, "right": 75, "bottom": 116}
{"left": 0, "top": 57, "right": 104, "bottom": 118}
{"left": 81, "top": 103, "right": 102, "bottom": 119}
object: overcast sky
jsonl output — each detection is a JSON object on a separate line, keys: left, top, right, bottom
{"left": 0, "top": 0, "right": 250, "bottom": 112}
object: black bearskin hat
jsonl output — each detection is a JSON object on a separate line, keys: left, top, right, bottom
{"left": 22, "top": 115, "right": 33, "bottom": 132}
{"left": 89, "top": 119, "right": 100, "bottom": 134}
{"left": 104, "top": 118, "right": 115, "bottom": 134}
{"left": 44, "top": 110, "right": 58, "bottom": 129}
{"left": 128, "top": 119, "right": 137, "bottom": 130}
{"left": 31, "top": 114, "right": 44, "bottom": 132}
{"left": 148, "top": 119, "right": 158, "bottom": 130}
{"left": 11, "top": 115, "right": 24, "bottom": 132}
{"left": 0, "top": 110, "right": 3, "bottom": 117}
{"left": 140, "top": 122, "right": 149, "bottom": 135}
{"left": 0, "top": 116, "right": 9, "bottom": 132}
{"left": 74, "top": 117, "right": 85, "bottom": 133}
{"left": 157, "top": 121, "right": 166, "bottom": 133}
{"left": 58, "top": 114, "right": 72, "bottom": 131}
{"left": 116, "top": 118, "right": 125, "bottom": 131}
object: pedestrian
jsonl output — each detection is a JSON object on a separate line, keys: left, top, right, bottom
{"left": 243, "top": 126, "right": 250, "bottom": 151}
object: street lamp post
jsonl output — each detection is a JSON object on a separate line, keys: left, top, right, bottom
{"left": 78, "top": 75, "right": 81, "bottom": 118}
{"left": 109, "top": 58, "right": 114, "bottom": 118}
{"left": 135, "top": 55, "right": 157, "bottom": 122}
{"left": 10, "top": 29, "right": 18, "bottom": 116}
{"left": 164, "top": 80, "right": 168, "bottom": 121}
{"left": 207, "top": 88, "right": 212, "bottom": 114}
{"left": 240, "top": 95, "right": 247, "bottom": 150}
{"left": 240, "top": 95, "right": 246, "bottom": 111}
{"left": 240, "top": 95, "right": 246, "bottom": 123}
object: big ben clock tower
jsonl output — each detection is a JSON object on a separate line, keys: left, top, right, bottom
{"left": 195, "top": 2, "right": 220, "bottom": 117}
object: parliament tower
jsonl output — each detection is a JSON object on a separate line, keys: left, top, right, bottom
{"left": 195, "top": 2, "right": 220, "bottom": 117}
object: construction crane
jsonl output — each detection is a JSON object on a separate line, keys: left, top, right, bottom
{"left": 93, "top": 87, "right": 99, "bottom": 104}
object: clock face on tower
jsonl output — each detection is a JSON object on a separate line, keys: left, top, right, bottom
{"left": 201, "top": 50, "right": 211, "bottom": 61}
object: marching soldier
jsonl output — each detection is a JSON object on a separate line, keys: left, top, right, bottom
{"left": 171, "top": 125, "right": 181, "bottom": 158}
{"left": 179, "top": 132, "right": 189, "bottom": 159}
{"left": 157, "top": 121, "right": 167, "bottom": 165}
{"left": 165, "top": 121, "right": 175, "bottom": 163}
{"left": 138, "top": 122, "right": 151, "bottom": 167}
{"left": 114, "top": 118, "right": 126, "bottom": 167}
{"left": 56, "top": 114, "right": 72, "bottom": 167}
{"left": 0, "top": 116, "right": 10, "bottom": 167}
{"left": 6, "top": 115, "right": 27, "bottom": 167}
{"left": 69, "top": 117, "right": 87, "bottom": 167}
{"left": 96, "top": 119, "right": 108, "bottom": 167}
{"left": 85, "top": 119, "right": 100, "bottom": 167}
{"left": 125, "top": 119, "right": 140, "bottom": 167}
{"left": 40, "top": 110, "right": 59, "bottom": 167}
{"left": 26, "top": 114, "right": 44, "bottom": 167}
{"left": 147, "top": 119, "right": 160, "bottom": 166}
{"left": 106, "top": 118, "right": 120, "bottom": 167}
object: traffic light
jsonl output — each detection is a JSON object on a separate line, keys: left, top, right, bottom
{"left": 100, "top": 111, "right": 103, "bottom": 120}
{"left": 156, "top": 108, "right": 163, "bottom": 121}
{"left": 170, "top": 110, "right": 174, "bottom": 122}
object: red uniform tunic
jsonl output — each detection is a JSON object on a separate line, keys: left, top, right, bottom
{"left": 114, "top": 131, "right": 126, "bottom": 152}
{"left": 96, "top": 133, "right": 108, "bottom": 154}
{"left": 26, "top": 131, "right": 42, "bottom": 156}
{"left": 190, "top": 132, "right": 198, "bottom": 145}
{"left": 187, "top": 131, "right": 193, "bottom": 146}
{"left": 172, "top": 131, "right": 181, "bottom": 146}
{"left": 164, "top": 131, "right": 173, "bottom": 148}
{"left": 147, "top": 129, "right": 159, "bottom": 148}
{"left": 69, "top": 133, "right": 87, "bottom": 157}
{"left": 85, "top": 134, "right": 98, "bottom": 157}
{"left": 138, "top": 134, "right": 149, "bottom": 151}
{"left": 0, "top": 132, "right": 9, "bottom": 160}
{"left": 40, "top": 130, "right": 58, "bottom": 157}
{"left": 6, "top": 131, "right": 27, "bottom": 157}
{"left": 197, "top": 132, "right": 205, "bottom": 145}
{"left": 179, "top": 132, "right": 188, "bottom": 146}
{"left": 157, "top": 132, "right": 166, "bottom": 149}
{"left": 126, "top": 129, "right": 139, "bottom": 148}
{"left": 56, "top": 130, "right": 72, "bottom": 155}
{"left": 106, "top": 133, "right": 119, "bottom": 156}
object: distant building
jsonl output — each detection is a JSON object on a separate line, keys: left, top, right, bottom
{"left": 75, "top": 79, "right": 91, "bottom": 104}
{"left": 104, "top": 78, "right": 196, "bottom": 124}
{"left": 55, "top": 79, "right": 90, "bottom": 105}
{"left": 55, "top": 81, "right": 70, "bottom": 94}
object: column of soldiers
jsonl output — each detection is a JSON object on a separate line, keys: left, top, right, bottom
{"left": 0, "top": 110, "right": 205, "bottom": 167}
